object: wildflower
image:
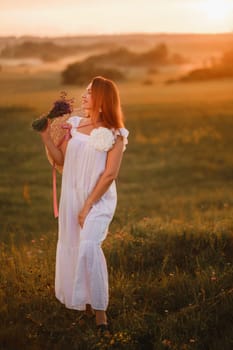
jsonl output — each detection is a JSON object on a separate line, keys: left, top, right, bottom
{"left": 23, "top": 183, "right": 31, "bottom": 204}
{"left": 211, "top": 271, "right": 217, "bottom": 281}
{"left": 32, "top": 91, "right": 74, "bottom": 132}
{"left": 162, "top": 339, "right": 172, "bottom": 347}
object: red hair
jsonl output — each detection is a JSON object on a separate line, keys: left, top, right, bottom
{"left": 90, "top": 76, "right": 124, "bottom": 129}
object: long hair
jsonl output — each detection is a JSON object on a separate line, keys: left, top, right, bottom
{"left": 90, "top": 76, "right": 124, "bottom": 129}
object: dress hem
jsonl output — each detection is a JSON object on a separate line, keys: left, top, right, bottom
{"left": 55, "top": 295, "right": 107, "bottom": 311}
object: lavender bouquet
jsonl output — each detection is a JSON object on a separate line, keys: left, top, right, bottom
{"left": 32, "top": 91, "right": 74, "bottom": 132}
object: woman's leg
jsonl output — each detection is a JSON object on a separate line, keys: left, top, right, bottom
{"left": 85, "top": 303, "right": 95, "bottom": 317}
{"left": 95, "top": 310, "right": 107, "bottom": 325}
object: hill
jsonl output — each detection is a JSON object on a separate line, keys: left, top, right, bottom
{"left": 167, "top": 49, "right": 233, "bottom": 83}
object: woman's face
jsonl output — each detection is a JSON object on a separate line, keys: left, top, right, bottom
{"left": 81, "top": 83, "right": 93, "bottom": 112}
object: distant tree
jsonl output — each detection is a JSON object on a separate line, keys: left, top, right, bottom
{"left": 0, "top": 40, "right": 118, "bottom": 63}
{"left": 171, "top": 53, "right": 187, "bottom": 65}
{"left": 76, "top": 43, "right": 186, "bottom": 68}
{"left": 62, "top": 61, "right": 125, "bottom": 85}
{"left": 221, "top": 50, "right": 233, "bottom": 66}
{"left": 140, "top": 43, "right": 169, "bottom": 65}
{"left": 85, "top": 47, "right": 136, "bottom": 66}
{"left": 0, "top": 41, "right": 81, "bottom": 61}
{"left": 166, "top": 48, "right": 233, "bottom": 84}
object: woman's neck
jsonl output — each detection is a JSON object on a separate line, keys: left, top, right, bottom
{"left": 89, "top": 116, "right": 103, "bottom": 125}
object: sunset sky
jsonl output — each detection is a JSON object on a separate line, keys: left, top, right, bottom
{"left": 1, "top": 0, "right": 233, "bottom": 37}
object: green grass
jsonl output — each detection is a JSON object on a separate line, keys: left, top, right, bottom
{"left": 1, "top": 219, "right": 233, "bottom": 349}
{"left": 0, "top": 68, "right": 233, "bottom": 349}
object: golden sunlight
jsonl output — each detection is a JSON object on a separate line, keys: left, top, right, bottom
{"left": 200, "top": 0, "right": 232, "bottom": 21}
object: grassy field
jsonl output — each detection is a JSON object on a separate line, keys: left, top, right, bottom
{"left": 0, "top": 63, "right": 233, "bottom": 349}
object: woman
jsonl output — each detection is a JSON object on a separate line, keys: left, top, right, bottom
{"left": 40, "top": 76, "right": 129, "bottom": 333}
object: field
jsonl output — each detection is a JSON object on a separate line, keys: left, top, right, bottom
{"left": 0, "top": 34, "right": 233, "bottom": 349}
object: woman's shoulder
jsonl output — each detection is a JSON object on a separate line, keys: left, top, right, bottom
{"left": 113, "top": 127, "right": 129, "bottom": 138}
{"left": 66, "top": 115, "right": 83, "bottom": 127}
{"left": 112, "top": 127, "right": 129, "bottom": 151}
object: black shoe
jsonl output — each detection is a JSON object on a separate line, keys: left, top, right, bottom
{"left": 96, "top": 323, "right": 111, "bottom": 337}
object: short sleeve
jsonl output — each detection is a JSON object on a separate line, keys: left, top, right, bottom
{"left": 67, "top": 116, "right": 82, "bottom": 128}
{"left": 115, "top": 128, "right": 129, "bottom": 151}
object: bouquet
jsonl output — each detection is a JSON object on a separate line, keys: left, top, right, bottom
{"left": 32, "top": 91, "right": 74, "bottom": 132}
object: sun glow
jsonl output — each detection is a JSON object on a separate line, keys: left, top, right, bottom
{"left": 1, "top": 0, "right": 233, "bottom": 36}
{"left": 200, "top": 0, "right": 232, "bottom": 21}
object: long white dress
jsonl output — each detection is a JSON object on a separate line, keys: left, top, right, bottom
{"left": 55, "top": 116, "right": 129, "bottom": 311}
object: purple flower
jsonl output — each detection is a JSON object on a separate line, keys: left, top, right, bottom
{"left": 32, "top": 91, "right": 74, "bottom": 132}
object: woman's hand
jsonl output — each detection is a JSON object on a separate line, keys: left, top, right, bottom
{"left": 40, "top": 121, "right": 51, "bottom": 143}
{"left": 78, "top": 201, "right": 92, "bottom": 228}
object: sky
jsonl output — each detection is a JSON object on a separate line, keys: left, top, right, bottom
{"left": 0, "top": 0, "right": 233, "bottom": 37}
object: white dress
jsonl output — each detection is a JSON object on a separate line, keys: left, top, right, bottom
{"left": 55, "top": 116, "right": 129, "bottom": 311}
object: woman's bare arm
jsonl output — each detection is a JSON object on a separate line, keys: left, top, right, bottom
{"left": 78, "top": 136, "right": 124, "bottom": 227}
